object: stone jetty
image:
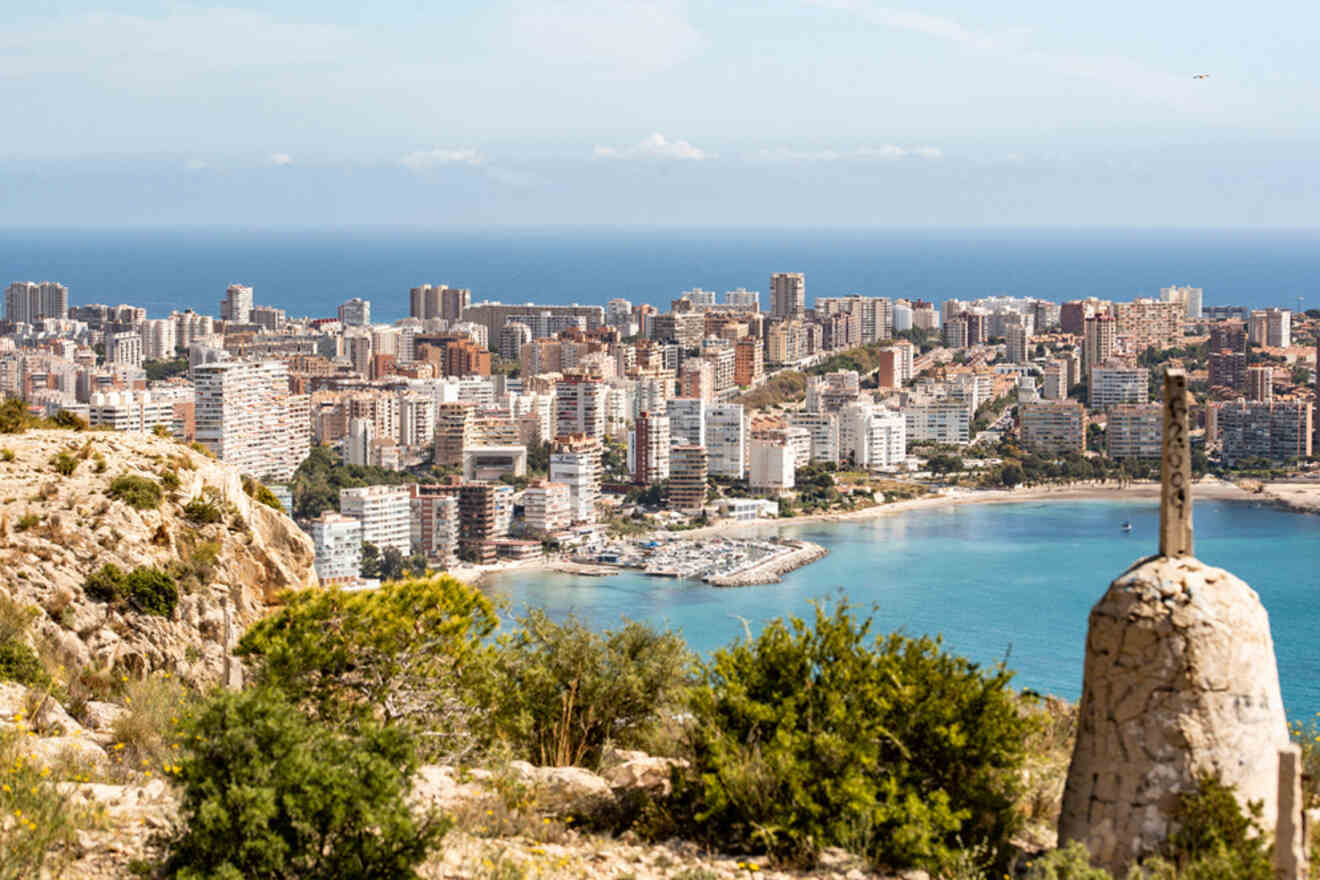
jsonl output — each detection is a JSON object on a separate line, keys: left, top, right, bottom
{"left": 705, "top": 539, "right": 828, "bottom": 587}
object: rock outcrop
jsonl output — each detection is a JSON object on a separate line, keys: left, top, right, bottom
{"left": 1059, "top": 554, "right": 1290, "bottom": 873}
{"left": 0, "top": 429, "right": 317, "bottom": 689}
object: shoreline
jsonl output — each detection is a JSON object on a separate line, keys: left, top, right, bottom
{"left": 448, "top": 477, "right": 1303, "bottom": 588}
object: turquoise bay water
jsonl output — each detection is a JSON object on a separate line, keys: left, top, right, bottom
{"left": 486, "top": 500, "right": 1320, "bottom": 719}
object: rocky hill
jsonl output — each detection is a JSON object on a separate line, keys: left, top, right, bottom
{"left": 0, "top": 429, "right": 317, "bottom": 689}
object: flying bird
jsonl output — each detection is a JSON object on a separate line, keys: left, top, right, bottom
{"left": 1193, "top": 74, "right": 1210, "bottom": 79}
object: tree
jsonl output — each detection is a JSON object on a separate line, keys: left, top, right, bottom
{"left": 162, "top": 687, "right": 445, "bottom": 880}
{"left": 236, "top": 577, "right": 498, "bottom": 739}
{"left": 1000, "top": 463, "right": 1025, "bottom": 488}
{"left": 926, "top": 454, "right": 964, "bottom": 474}
{"left": 360, "top": 542, "right": 381, "bottom": 579}
{"left": 380, "top": 546, "right": 406, "bottom": 582}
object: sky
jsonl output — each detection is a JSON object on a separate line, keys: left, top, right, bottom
{"left": 3, "top": 0, "right": 1319, "bottom": 226}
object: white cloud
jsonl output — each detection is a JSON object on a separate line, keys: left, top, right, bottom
{"left": 755, "top": 145, "right": 942, "bottom": 162}
{"left": 399, "top": 148, "right": 483, "bottom": 171}
{"left": 511, "top": 0, "right": 702, "bottom": 74}
{"left": 594, "top": 133, "right": 712, "bottom": 161}
{"left": 268, "top": 153, "right": 293, "bottom": 166}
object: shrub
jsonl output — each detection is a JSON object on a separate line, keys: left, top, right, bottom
{"left": 0, "top": 399, "right": 34, "bottom": 434}
{"left": 123, "top": 567, "right": 178, "bottom": 617}
{"left": 237, "top": 577, "right": 497, "bottom": 750}
{"left": 83, "top": 563, "right": 178, "bottom": 617}
{"left": 189, "top": 441, "right": 215, "bottom": 459}
{"left": 14, "top": 512, "right": 41, "bottom": 532}
{"left": 109, "top": 674, "right": 194, "bottom": 777}
{"left": 243, "top": 475, "right": 285, "bottom": 512}
{"left": 1025, "top": 842, "right": 1115, "bottom": 879}
{"left": 0, "top": 640, "right": 51, "bottom": 689}
{"left": 49, "top": 451, "right": 78, "bottom": 476}
{"left": 182, "top": 495, "right": 223, "bottom": 525}
{"left": 472, "top": 610, "right": 692, "bottom": 768}
{"left": 0, "top": 448, "right": 13, "bottom": 462}
{"left": 0, "top": 726, "right": 95, "bottom": 879}
{"left": 108, "top": 473, "right": 162, "bottom": 510}
{"left": 676, "top": 600, "right": 1029, "bottom": 872}
{"left": 161, "top": 687, "right": 446, "bottom": 880}
{"left": 159, "top": 468, "right": 180, "bottom": 490}
{"left": 84, "top": 563, "right": 127, "bottom": 602}
{"left": 1163, "top": 775, "right": 1271, "bottom": 880}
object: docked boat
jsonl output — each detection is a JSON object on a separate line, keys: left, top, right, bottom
{"left": 1121, "top": 521, "right": 1133, "bottom": 533}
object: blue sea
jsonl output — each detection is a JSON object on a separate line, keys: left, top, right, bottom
{"left": 2, "top": 227, "right": 1318, "bottom": 319}
{"left": 486, "top": 500, "right": 1320, "bottom": 721}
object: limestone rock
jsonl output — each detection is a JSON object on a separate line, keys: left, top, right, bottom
{"left": 601, "top": 752, "right": 689, "bottom": 797}
{"left": 1059, "top": 555, "right": 1289, "bottom": 874}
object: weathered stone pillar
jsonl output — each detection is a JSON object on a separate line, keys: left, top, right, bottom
{"left": 1058, "top": 369, "right": 1290, "bottom": 874}
{"left": 1276, "top": 744, "right": 1308, "bottom": 880}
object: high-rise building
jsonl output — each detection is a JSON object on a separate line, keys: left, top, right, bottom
{"left": 409, "top": 484, "right": 460, "bottom": 567}
{"left": 457, "top": 482, "right": 499, "bottom": 563}
{"left": 1160, "top": 285, "right": 1203, "bottom": 319}
{"left": 631, "top": 411, "right": 670, "bottom": 484}
{"left": 549, "top": 435, "right": 601, "bottom": 523}
{"left": 1082, "top": 314, "right": 1117, "bottom": 376}
{"left": 555, "top": 374, "right": 608, "bottom": 441}
{"left": 749, "top": 437, "right": 795, "bottom": 492}
{"left": 705, "top": 403, "right": 746, "bottom": 478}
{"left": 1106, "top": 404, "right": 1162, "bottom": 460}
{"left": 338, "top": 298, "right": 371, "bottom": 327}
{"left": 669, "top": 446, "right": 708, "bottom": 512}
{"left": 193, "top": 361, "right": 310, "bottom": 481}
{"left": 523, "top": 481, "right": 571, "bottom": 535}
{"left": 734, "top": 336, "right": 764, "bottom": 387}
{"left": 498, "top": 322, "right": 532, "bottom": 362}
{"left": 141, "top": 319, "right": 177, "bottom": 361}
{"left": 1019, "top": 401, "right": 1086, "bottom": 457}
{"left": 4, "top": 281, "right": 67, "bottom": 324}
{"left": 838, "top": 404, "right": 906, "bottom": 471}
{"left": 1005, "top": 321, "right": 1029, "bottom": 364}
{"left": 105, "top": 331, "right": 143, "bottom": 368}
{"left": 787, "top": 411, "right": 839, "bottom": 463}
{"left": 1209, "top": 321, "right": 1248, "bottom": 354}
{"left": 725, "top": 288, "right": 760, "bottom": 310}
{"left": 1113, "top": 298, "right": 1181, "bottom": 354}
{"left": 434, "top": 401, "right": 475, "bottom": 468}
{"left": 1246, "top": 365, "right": 1274, "bottom": 402}
{"left": 220, "top": 284, "right": 253, "bottom": 324}
{"left": 1213, "top": 400, "right": 1312, "bottom": 463}
{"left": 769, "top": 272, "right": 805, "bottom": 319}
{"left": 903, "top": 402, "right": 971, "bottom": 446}
{"left": 339, "top": 485, "right": 412, "bottom": 558}
{"left": 942, "top": 315, "right": 969, "bottom": 349}
{"left": 1042, "top": 361, "right": 1068, "bottom": 400}
{"left": 667, "top": 398, "right": 706, "bottom": 447}
{"left": 1208, "top": 352, "right": 1248, "bottom": 391}
{"left": 409, "top": 284, "right": 471, "bottom": 322}
{"left": 1088, "top": 366, "right": 1149, "bottom": 409}
{"left": 307, "top": 512, "right": 363, "bottom": 584}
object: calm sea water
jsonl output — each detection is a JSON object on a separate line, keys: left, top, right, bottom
{"left": 1, "top": 227, "right": 1317, "bottom": 319}
{"left": 486, "top": 500, "right": 1320, "bottom": 720}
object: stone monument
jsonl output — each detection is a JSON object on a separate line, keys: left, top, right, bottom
{"left": 1058, "top": 368, "right": 1290, "bottom": 874}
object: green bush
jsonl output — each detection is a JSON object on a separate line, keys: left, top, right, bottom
{"left": 49, "top": 451, "right": 78, "bottom": 476}
{"left": 108, "top": 473, "right": 162, "bottom": 510}
{"left": 162, "top": 687, "right": 446, "bottom": 880}
{"left": 237, "top": 577, "right": 497, "bottom": 744}
{"left": 14, "top": 512, "right": 41, "bottom": 532}
{"left": 182, "top": 495, "right": 223, "bottom": 525}
{"left": 160, "top": 469, "right": 181, "bottom": 490}
{"left": 0, "top": 640, "right": 51, "bottom": 689}
{"left": 83, "top": 563, "right": 178, "bottom": 617}
{"left": 123, "top": 567, "right": 178, "bottom": 617}
{"left": 473, "top": 610, "right": 691, "bottom": 767}
{"left": 1025, "top": 842, "right": 1116, "bottom": 879}
{"left": 0, "top": 399, "right": 34, "bottom": 434}
{"left": 0, "top": 726, "right": 95, "bottom": 879}
{"left": 1163, "top": 776, "right": 1271, "bottom": 880}
{"left": 243, "top": 475, "right": 285, "bottom": 513}
{"left": 0, "top": 448, "right": 13, "bottom": 462}
{"left": 675, "top": 600, "right": 1029, "bottom": 872}
{"left": 50, "top": 410, "right": 88, "bottom": 431}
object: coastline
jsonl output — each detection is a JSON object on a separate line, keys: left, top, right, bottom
{"left": 449, "top": 477, "right": 1304, "bottom": 587}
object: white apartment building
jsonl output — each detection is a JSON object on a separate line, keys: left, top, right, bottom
{"left": 725, "top": 288, "right": 759, "bottom": 310}
{"left": 141, "top": 319, "right": 177, "bottom": 361}
{"left": 1107, "top": 404, "right": 1162, "bottom": 460}
{"left": 339, "top": 485, "right": 412, "bottom": 557}
{"left": 398, "top": 393, "right": 436, "bottom": 448}
{"left": 105, "top": 331, "right": 143, "bottom": 368}
{"left": 788, "top": 412, "right": 839, "bottom": 464}
{"left": 338, "top": 298, "right": 371, "bottom": 327}
{"left": 193, "top": 360, "right": 311, "bottom": 482}
{"left": 89, "top": 391, "right": 178, "bottom": 434}
{"left": 749, "top": 438, "right": 795, "bottom": 493}
{"left": 549, "top": 437, "right": 601, "bottom": 523}
{"left": 220, "top": 284, "right": 253, "bottom": 324}
{"left": 4, "top": 281, "right": 68, "bottom": 325}
{"left": 704, "top": 403, "right": 746, "bottom": 478}
{"left": 1160, "top": 285, "right": 1203, "bottom": 320}
{"left": 1088, "top": 366, "right": 1149, "bottom": 409}
{"left": 523, "top": 481, "right": 571, "bottom": 535}
{"left": 307, "top": 512, "right": 363, "bottom": 585}
{"left": 345, "top": 418, "right": 374, "bottom": 467}
{"left": 411, "top": 491, "right": 459, "bottom": 567}
{"left": 667, "top": 398, "right": 706, "bottom": 447}
{"left": 903, "top": 402, "right": 971, "bottom": 446}
{"left": 555, "top": 375, "right": 608, "bottom": 441}
{"left": 839, "top": 404, "right": 907, "bottom": 472}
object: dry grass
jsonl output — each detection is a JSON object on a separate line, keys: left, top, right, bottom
{"left": 1018, "top": 695, "right": 1077, "bottom": 828}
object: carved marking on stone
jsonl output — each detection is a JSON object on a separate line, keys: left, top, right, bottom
{"left": 1160, "top": 368, "right": 1194, "bottom": 558}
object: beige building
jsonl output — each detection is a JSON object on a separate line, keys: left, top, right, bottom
{"left": 1019, "top": 400, "right": 1086, "bottom": 457}
{"left": 770, "top": 272, "right": 805, "bottom": 319}
{"left": 669, "top": 445, "right": 708, "bottom": 512}
{"left": 1114, "top": 298, "right": 1181, "bottom": 354}
{"left": 523, "top": 481, "right": 571, "bottom": 535}
{"left": 1106, "top": 404, "right": 1162, "bottom": 460}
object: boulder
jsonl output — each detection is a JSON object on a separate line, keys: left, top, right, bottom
{"left": 1059, "top": 555, "right": 1289, "bottom": 873}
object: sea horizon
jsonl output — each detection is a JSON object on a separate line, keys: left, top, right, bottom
{"left": 3, "top": 226, "right": 1317, "bottom": 322}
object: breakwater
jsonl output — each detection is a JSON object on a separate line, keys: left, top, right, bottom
{"left": 705, "top": 540, "right": 829, "bottom": 587}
